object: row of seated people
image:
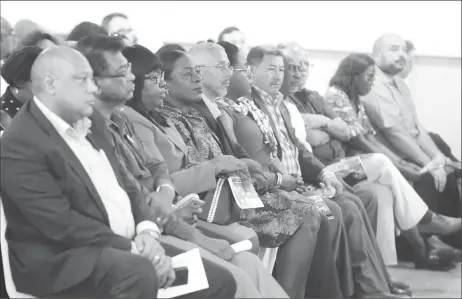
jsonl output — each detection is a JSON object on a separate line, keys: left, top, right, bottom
{"left": 0, "top": 17, "right": 461, "bottom": 299}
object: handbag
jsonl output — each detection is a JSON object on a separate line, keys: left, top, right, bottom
{"left": 198, "top": 175, "right": 242, "bottom": 226}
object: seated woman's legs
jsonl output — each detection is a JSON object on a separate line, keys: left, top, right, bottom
{"left": 323, "top": 198, "right": 355, "bottom": 298}
{"left": 304, "top": 214, "right": 344, "bottom": 298}
{"left": 159, "top": 235, "right": 288, "bottom": 298}
{"left": 333, "top": 192, "right": 390, "bottom": 296}
{"left": 274, "top": 208, "right": 321, "bottom": 298}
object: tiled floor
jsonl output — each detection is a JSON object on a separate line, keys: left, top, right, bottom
{"left": 388, "top": 262, "right": 461, "bottom": 298}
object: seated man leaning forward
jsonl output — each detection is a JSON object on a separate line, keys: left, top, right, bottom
{"left": 74, "top": 35, "right": 289, "bottom": 298}
{"left": 0, "top": 45, "right": 239, "bottom": 298}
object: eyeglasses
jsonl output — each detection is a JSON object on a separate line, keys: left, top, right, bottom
{"left": 95, "top": 63, "right": 132, "bottom": 79}
{"left": 110, "top": 28, "right": 134, "bottom": 38}
{"left": 233, "top": 65, "right": 253, "bottom": 79}
{"left": 196, "top": 63, "right": 233, "bottom": 74}
{"left": 287, "top": 64, "right": 304, "bottom": 74}
{"left": 145, "top": 72, "right": 164, "bottom": 85}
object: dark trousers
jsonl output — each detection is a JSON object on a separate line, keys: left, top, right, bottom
{"left": 304, "top": 215, "right": 344, "bottom": 298}
{"left": 46, "top": 246, "right": 236, "bottom": 299}
{"left": 47, "top": 247, "right": 158, "bottom": 298}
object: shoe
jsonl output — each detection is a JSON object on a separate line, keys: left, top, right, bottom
{"left": 389, "top": 280, "right": 410, "bottom": 290}
{"left": 389, "top": 286, "right": 412, "bottom": 297}
{"left": 418, "top": 213, "right": 461, "bottom": 235}
{"left": 389, "top": 284, "right": 412, "bottom": 297}
{"left": 362, "top": 291, "right": 411, "bottom": 298}
{"left": 414, "top": 249, "right": 456, "bottom": 271}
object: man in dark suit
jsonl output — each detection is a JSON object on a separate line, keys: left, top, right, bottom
{"left": 0, "top": 46, "right": 237, "bottom": 298}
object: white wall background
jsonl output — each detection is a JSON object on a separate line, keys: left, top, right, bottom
{"left": 1, "top": 0, "right": 460, "bottom": 157}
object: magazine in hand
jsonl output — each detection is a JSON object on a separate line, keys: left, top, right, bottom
{"left": 325, "top": 156, "right": 368, "bottom": 186}
{"left": 227, "top": 175, "right": 264, "bottom": 209}
{"left": 306, "top": 195, "right": 335, "bottom": 220}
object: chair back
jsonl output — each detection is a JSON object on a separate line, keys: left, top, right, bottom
{"left": 0, "top": 198, "right": 36, "bottom": 298}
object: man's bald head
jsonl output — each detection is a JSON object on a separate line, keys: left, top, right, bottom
{"left": 30, "top": 46, "right": 98, "bottom": 124}
{"left": 188, "top": 42, "right": 226, "bottom": 65}
{"left": 31, "top": 46, "right": 91, "bottom": 94}
{"left": 188, "top": 42, "right": 231, "bottom": 98}
{"left": 372, "top": 33, "right": 407, "bottom": 76}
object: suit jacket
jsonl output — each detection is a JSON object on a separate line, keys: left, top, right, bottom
{"left": 0, "top": 100, "right": 154, "bottom": 296}
{"left": 250, "top": 87, "right": 325, "bottom": 183}
{"left": 192, "top": 99, "right": 251, "bottom": 159}
{"left": 122, "top": 105, "right": 217, "bottom": 196}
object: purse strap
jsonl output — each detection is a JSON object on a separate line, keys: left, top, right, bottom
{"left": 207, "top": 177, "right": 226, "bottom": 222}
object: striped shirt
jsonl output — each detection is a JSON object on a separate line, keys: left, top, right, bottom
{"left": 253, "top": 85, "right": 302, "bottom": 177}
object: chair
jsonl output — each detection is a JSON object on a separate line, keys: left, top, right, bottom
{"left": 0, "top": 199, "right": 36, "bottom": 298}
{"left": 257, "top": 246, "right": 278, "bottom": 273}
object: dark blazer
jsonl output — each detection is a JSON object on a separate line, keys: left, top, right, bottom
{"left": 0, "top": 99, "right": 154, "bottom": 296}
{"left": 250, "top": 87, "right": 325, "bottom": 183}
{"left": 192, "top": 99, "right": 251, "bottom": 159}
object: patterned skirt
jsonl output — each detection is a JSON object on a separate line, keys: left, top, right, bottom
{"left": 239, "top": 188, "right": 317, "bottom": 248}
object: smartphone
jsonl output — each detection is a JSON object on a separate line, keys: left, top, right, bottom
{"left": 173, "top": 194, "right": 204, "bottom": 211}
{"left": 170, "top": 267, "right": 189, "bottom": 287}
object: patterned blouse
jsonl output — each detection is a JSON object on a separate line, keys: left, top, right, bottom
{"left": 324, "top": 86, "right": 376, "bottom": 137}
{"left": 159, "top": 104, "right": 223, "bottom": 163}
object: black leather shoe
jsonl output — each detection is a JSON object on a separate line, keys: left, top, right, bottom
{"left": 414, "top": 249, "right": 456, "bottom": 271}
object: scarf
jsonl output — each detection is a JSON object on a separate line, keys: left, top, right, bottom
{"left": 160, "top": 102, "right": 253, "bottom": 191}
{"left": 159, "top": 104, "right": 223, "bottom": 163}
{"left": 216, "top": 97, "right": 279, "bottom": 159}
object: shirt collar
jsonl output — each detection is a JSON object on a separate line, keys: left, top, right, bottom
{"left": 202, "top": 93, "right": 222, "bottom": 119}
{"left": 374, "top": 66, "right": 397, "bottom": 85}
{"left": 253, "top": 84, "right": 284, "bottom": 107}
{"left": 34, "top": 96, "right": 91, "bottom": 140}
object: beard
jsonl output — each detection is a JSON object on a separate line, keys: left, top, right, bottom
{"left": 379, "top": 63, "right": 404, "bottom": 76}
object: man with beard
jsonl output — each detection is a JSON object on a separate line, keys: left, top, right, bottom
{"left": 363, "top": 34, "right": 461, "bottom": 250}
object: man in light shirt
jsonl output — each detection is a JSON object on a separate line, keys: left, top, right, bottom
{"left": 0, "top": 45, "right": 238, "bottom": 298}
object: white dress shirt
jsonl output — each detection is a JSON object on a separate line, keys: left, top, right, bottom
{"left": 34, "top": 98, "right": 160, "bottom": 250}
{"left": 202, "top": 93, "right": 222, "bottom": 119}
